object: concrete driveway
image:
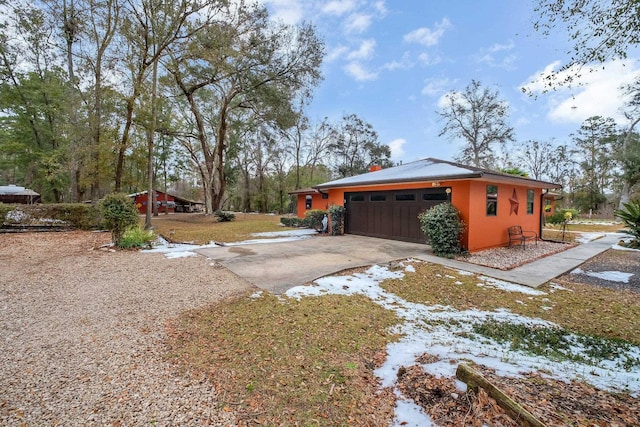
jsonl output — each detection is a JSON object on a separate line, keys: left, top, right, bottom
{"left": 196, "top": 235, "right": 429, "bottom": 294}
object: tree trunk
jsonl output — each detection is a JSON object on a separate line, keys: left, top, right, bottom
{"left": 618, "top": 116, "right": 640, "bottom": 209}
{"left": 145, "top": 53, "right": 159, "bottom": 229}
{"left": 64, "top": 0, "right": 83, "bottom": 202}
{"left": 456, "top": 364, "right": 546, "bottom": 427}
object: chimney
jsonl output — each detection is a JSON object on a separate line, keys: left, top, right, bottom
{"left": 369, "top": 165, "right": 382, "bottom": 172}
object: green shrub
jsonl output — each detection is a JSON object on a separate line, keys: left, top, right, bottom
{"left": 615, "top": 200, "right": 640, "bottom": 247}
{"left": 329, "top": 205, "right": 345, "bottom": 236}
{"left": 100, "top": 193, "right": 140, "bottom": 245}
{"left": 418, "top": 202, "right": 465, "bottom": 257}
{"left": 280, "top": 217, "right": 305, "bottom": 227}
{"left": 546, "top": 208, "right": 580, "bottom": 225}
{"left": 303, "top": 209, "right": 326, "bottom": 230}
{"left": 118, "top": 226, "right": 155, "bottom": 249}
{"left": 214, "top": 210, "right": 236, "bottom": 222}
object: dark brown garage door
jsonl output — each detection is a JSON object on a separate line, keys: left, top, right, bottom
{"left": 344, "top": 188, "right": 450, "bottom": 243}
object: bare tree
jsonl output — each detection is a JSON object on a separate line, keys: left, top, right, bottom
{"left": 438, "top": 80, "right": 514, "bottom": 168}
{"left": 516, "top": 140, "right": 554, "bottom": 180}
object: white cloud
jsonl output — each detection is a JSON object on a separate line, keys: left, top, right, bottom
{"left": 475, "top": 40, "right": 516, "bottom": 70}
{"left": 403, "top": 18, "right": 451, "bottom": 47}
{"left": 344, "top": 13, "right": 372, "bottom": 34}
{"left": 374, "top": 1, "right": 387, "bottom": 16}
{"left": 388, "top": 138, "right": 407, "bottom": 159}
{"left": 417, "top": 52, "right": 442, "bottom": 66}
{"left": 347, "top": 39, "right": 376, "bottom": 60}
{"left": 263, "top": 0, "right": 303, "bottom": 24}
{"left": 521, "top": 60, "right": 640, "bottom": 125}
{"left": 383, "top": 52, "right": 414, "bottom": 71}
{"left": 422, "top": 78, "right": 455, "bottom": 96}
{"left": 345, "top": 62, "right": 378, "bottom": 81}
{"left": 488, "top": 40, "right": 515, "bottom": 53}
{"left": 326, "top": 45, "right": 349, "bottom": 62}
{"left": 436, "top": 90, "right": 469, "bottom": 110}
{"left": 322, "top": 0, "right": 357, "bottom": 16}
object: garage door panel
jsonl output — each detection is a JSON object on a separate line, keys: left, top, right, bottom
{"left": 345, "top": 188, "right": 449, "bottom": 244}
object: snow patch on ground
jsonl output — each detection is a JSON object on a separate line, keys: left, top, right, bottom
{"left": 477, "top": 276, "right": 546, "bottom": 295}
{"left": 575, "top": 232, "right": 605, "bottom": 243}
{"left": 572, "top": 268, "right": 634, "bottom": 283}
{"left": 144, "top": 229, "right": 317, "bottom": 258}
{"left": 286, "top": 262, "right": 640, "bottom": 425}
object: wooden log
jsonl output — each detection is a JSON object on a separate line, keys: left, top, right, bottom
{"left": 456, "top": 363, "right": 546, "bottom": 427}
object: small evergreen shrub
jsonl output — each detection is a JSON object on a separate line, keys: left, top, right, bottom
{"left": 214, "top": 210, "right": 236, "bottom": 222}
{"left": 329, "top": 205, "right": 345, "bottom": 236}
{"left": 303, "top": 209, "right": 326, "bottom": 230}
{"left": 118, "top": 226, "right": 156, "bottom": 249}
{"left": 615, "top": 200, "right": 640, "bottom": 248}
{"left": 100, "top": 193, "right": 140, "bottom": 245}
{"left": 418, "top": 202, "right": 465, "bottom": 257}
{"left": 546, "top": 208, "right": 580, "bottom": 225}
{"left": 280, "top": 217, "right": 305, "bottom": 227}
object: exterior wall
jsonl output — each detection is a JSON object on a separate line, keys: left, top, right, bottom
{"left": 465, "top": 182, "right": 541, "bottom": 251}
{"left": 543, "top": 195, "right": 556, "bottom": 216}
{"left": 295, "top": 192, "right": 329, "bottom": 217}
{"left": 134, "top": 192, "right": 175, "bottom": 214}
{"left": 296, "top": 179, "right": 546, "bottom": 251}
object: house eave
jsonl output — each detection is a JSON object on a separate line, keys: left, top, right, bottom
{"left": 314, "top": 172, "right": 561, "bottom": 191}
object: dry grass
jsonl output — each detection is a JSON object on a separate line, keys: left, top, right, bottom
{"left": 166, "top": 293, "right": 399, "bottom": 426}
{"left": 164, "top": 256, "right": 640, "bottom": 425}
{"left": 542, "top": 221, "right": 627, "bottom": 243}
{"left": 162, "top": 219, "right": 639, "bottom": 425}
{"left": 381, "top": 262, "right": 640, "bottom": 346}
{"left": 150, "top": 213, "right": 293, "bottom": 244}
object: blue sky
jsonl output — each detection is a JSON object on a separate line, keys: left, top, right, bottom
{"left": 263, "top": 0, "right": 640, "bottom": 164}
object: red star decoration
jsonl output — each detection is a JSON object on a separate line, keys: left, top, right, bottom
{"left": 509, "top": 188, "right": 519, "bottom": 215}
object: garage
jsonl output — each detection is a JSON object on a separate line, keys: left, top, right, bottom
{"left": 345, "top": 187, "right": 450, "bottom": 243}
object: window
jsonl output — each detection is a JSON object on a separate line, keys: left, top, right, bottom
{"left": 527, "top": 190, "right": 534, "bottom": 214}
{"left": 350, "top": 194, "right": 365, "bottom": 202}
{"left": 423, "top": 190, "right": 449, "bottom": 201}
{"left": 486, "top": 185, "right": 498, "bottom": 216}
{"left": 370, "top": 194, "right": 386, "bottom": 202}
{"left": 305, "top": 195, "right": 312, "bottom": 210}
{"left": 395, "top": 193, "right": 416, "bottom": 201}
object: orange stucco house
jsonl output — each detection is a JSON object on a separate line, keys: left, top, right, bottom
{"left": 291, "top": 158, "right": 561, "bottom": 252}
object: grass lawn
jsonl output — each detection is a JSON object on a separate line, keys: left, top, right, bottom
{"left": 149, "top": 212, "right": 294, "bottom": 244}
{"left": 164, "top": 218, "right": 640, "bottom": 425}
{"left": 543, "top": 220, "right": 628, "bottom": 242}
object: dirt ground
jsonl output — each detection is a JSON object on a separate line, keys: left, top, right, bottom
{"left": 0, "top": 230, "right": 253, "bottom": 426}
{"left": 1, "top": 231, "right": 639, "bottom": 426}
{"left": 558, "top": 248, "right": 640, "bottom": 292}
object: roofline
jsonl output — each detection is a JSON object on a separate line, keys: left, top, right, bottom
{"left": 315, "top": 175, "right": 561, "bottom": 191}
{"left": 288, "top": 188, "right": 320, "bottom": 195}
{"left": 128, "top": 190, "right": 203, "bottom": 204}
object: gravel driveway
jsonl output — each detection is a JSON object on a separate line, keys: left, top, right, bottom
{"left": 0, "top": 231, "right": 253, "bottom": 426}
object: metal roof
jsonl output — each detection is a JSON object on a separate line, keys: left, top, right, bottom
{"left": 314, "top": 158, "right": 562, "bottom": 190}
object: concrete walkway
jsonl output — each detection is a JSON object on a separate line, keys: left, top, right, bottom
{"left": 415, "top": 233, "right": 622, "bottom": 288}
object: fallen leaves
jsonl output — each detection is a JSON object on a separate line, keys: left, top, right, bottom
{"left": 396, "top": 356, "right": 640, "bottom": 426}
